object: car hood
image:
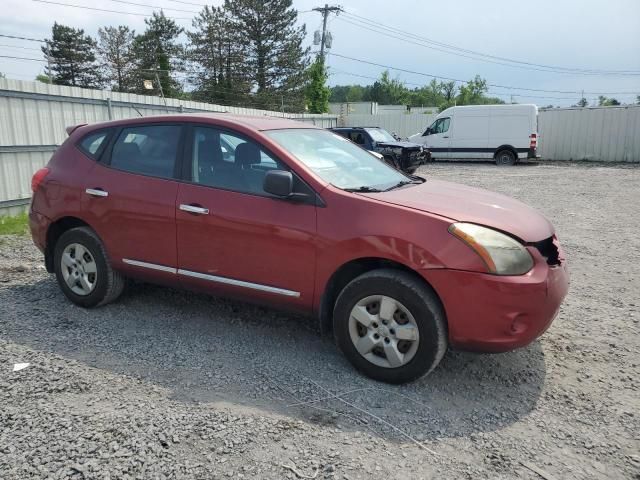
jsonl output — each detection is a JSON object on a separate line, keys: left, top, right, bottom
{"left": 376, "top": 141, "right": 422, "bottom": 150}
{"left": 363, "top": 179, "right": 554, "bottom": 242}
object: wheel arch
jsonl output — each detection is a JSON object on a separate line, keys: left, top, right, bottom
{"left": 45, "top": 216, "right": 93, "bottom": 272}
{"left": 318, "top": 257, "right": 445, "bottom": 334}
{"left": 493, "top": 144, "right": 518, "bottom": 160}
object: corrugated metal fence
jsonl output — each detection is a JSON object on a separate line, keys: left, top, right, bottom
{"left": 1, "top": 79, "right": 638, "bottom": 215}
{"left": 340, "top": 107, "right": 640, "bottom": 163}
{"left": 538, "top": 106, "right": 640, "bottom": 162}
{"left": 0, "top": 79, "right": 337, "bottom": 214}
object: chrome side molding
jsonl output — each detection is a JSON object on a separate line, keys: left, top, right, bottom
{"left": 122, "top": 259, "right": 300, "bottom": 298}
{"left": 177, "top": 269, "right": 300, "bottom": 297}
{"left": 122, "top": 258, "right": 177, "bottom": 273}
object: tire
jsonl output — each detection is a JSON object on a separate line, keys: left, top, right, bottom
{"left": 53, "top": 227, "right": 125, "bottom": 308}
{"left": 333, "top": 269, "right": 447, "bottom": 384}
{"left": 495, "top": 149, "right": 517, "bottom": 166}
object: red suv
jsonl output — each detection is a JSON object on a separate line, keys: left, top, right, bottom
{"left": 29, "top": 115, "right": 569, "bottom": 383}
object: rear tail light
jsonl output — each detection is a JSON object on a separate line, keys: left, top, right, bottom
{"left": 529, "top": 133, "right": 538, "bottom": 149}
{"left": 31, "top": 167, "right": 50, "bottom": 192}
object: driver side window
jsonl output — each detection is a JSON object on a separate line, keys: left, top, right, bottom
{"left": 429, "top": 117, "right": 451, "bottom": 135}
{"left": 191, "top": 127, "right": 284, "bottom": 195}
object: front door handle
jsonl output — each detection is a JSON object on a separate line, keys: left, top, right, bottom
{"left": 86, "top": 188, "right": 108, "bottom": 197}
{"left": 443, "top": 136, "right": 449, "bottom": 138}
{"left": 179, "top": 204, "right": 209, "bottom": 215}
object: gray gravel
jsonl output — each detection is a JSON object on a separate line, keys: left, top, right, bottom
{"left": 1, "top": 162, "right": 639, "bottom": 479}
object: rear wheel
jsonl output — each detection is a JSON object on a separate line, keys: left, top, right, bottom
{"left": 333, "top": 269, "right": 447, "bottom": 383}
{"left": 53, "top": 227, "right": 125, "bottom": 308}
{"left": 495, "top": 149, "right": 517, "bottom": 166}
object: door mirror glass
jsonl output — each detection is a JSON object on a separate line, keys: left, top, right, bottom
{"left": 263, "top": 170, "right": 293, "bottom": 197}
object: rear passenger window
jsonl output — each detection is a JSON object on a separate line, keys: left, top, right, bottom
{"left": 78, "top": 130, "right": 110, "bottom": 159}
{"left": 110, "top": 125, "right": 181, "bottom": 179}
{"left": 191, "top": 127, "right": 285, "bottom": 195}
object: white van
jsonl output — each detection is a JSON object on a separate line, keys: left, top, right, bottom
{"left": 408, "top": 104, "right": 538, "bottom": 165}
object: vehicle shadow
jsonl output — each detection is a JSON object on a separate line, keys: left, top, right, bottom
{"left": 0, "top": 276, "right": 547, "bottom": 442}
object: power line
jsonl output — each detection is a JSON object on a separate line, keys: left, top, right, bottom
{"left": 107, "top": 0, "right": 198, "bottom": 14}
{"left": 328, "top": 52, "right": 639, "bottom": 96}
{"left": 0, "top": 33, "right": 45, "bottom": 43}
{"left": 327, "top": 69, "right": 603, "bottom": 101}
{"left": 31, "top": 0, "right": 193, "bottom": 21}
{"left": 340, "top": 11, "right": 640, "bottom": 76}
{"left": 337, "top": 16, "right": 629, "bottom": 77}
{"left": 0, "top": 55, "right": 44, "bottom": 62}
{"left": 0, "top": 43, "right": 42, "bottom": 51}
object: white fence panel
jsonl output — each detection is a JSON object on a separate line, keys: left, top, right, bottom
{"left": 340, "top": 113, "right": 437, "bottom": 139}
{"left": 538, "top": 106, "right": 640, "bottom": 162}
{"left": 0, "top": 79, "right": 337, "bottom": 212}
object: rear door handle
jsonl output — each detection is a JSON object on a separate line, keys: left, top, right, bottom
{"left": 179, "top": 204, "right": 209, "bottom": 215}
{"left": 443, "top": 136, "right": 449, "bottom": 138}
{"left": 86, "top": 188, "right": 108, "bottom": 197}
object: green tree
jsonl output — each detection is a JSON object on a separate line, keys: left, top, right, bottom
{"left": 329, "top": 85, "right": 370, "bottom": 103}
{"left": 455, "top": 75, "right": 504, "bottom": 109}
{"left": 187, "top": 5, "right": 251, "bottom": 105}
{"left": 305, "top": 58, "right": 330, "bottom": 113}
{"left": 0, "top": 72, "right": 5, "bottom": 79}
{"left": 598, "top": 96, "right": 620, "bottom": 106}
{"left": 98, "top": 25, "right": 137, "bottom": 92}
{"left": 369, "top": 70, "right": 407, "bottom": 104}
{"left": 636, "top": 95, "right": 640, "bottom": 105}
{"left": 225, "top": 0, "right": 309, "bottom": 111}
{"left": 576, "top": 97, "right": 588, "bottom": 107}
{"left": 35, "top": 74, "right": 51, "bottom": 83}
{"left": 133, "top": 11, "right": 184, "bottom": 98}
{"left": 42, "top": 22, "right": 102, "bottom": 88}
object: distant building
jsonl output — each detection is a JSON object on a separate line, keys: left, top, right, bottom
{"left": 329, "top": 102, "right": 437, "bottom": 116}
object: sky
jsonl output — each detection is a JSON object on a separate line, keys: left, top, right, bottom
{"left": 1, "top": 0, "right": 639, "bottom": 107}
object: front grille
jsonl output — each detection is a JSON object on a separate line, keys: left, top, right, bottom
{"left": 532, "top": 237, "right": 560, "bottom": 265}
{"left": 408, "top": 151, "right": 423, "bottom": 164}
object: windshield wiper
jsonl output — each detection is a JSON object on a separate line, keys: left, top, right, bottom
{"left": 384, "top": 180, "right": 422, "bottom": 191}
{"left": 344, "top": 186, "right": 383, "bottom": 193}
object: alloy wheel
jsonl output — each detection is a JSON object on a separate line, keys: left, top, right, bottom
{"left": 60, "top": 243, "right": 97, "bottom": 296}
{"left": 348, "top": 295, "right": 420, "bottom": 368}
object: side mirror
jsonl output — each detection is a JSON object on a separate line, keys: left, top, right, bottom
{"left": 423, "top": 128, "right": 431, "bottom": 136}
{"left": 263, "top": 170, "right": 293, "bottom": 197}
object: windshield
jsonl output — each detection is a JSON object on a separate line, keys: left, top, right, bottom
{"left": 365, "top": 128, "right": 397, "bottom": 143}
{"left": 265, "top": 129, "right": 409, "bottom": 190}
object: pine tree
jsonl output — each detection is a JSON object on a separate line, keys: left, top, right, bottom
{"left": 42, "top": 23, "right": 102, "bottom": 88}
{"left": 305, "top": 59, "right": 330, "bottom": 113}
{"left": 132, "top": 11, "right": 184, "bottom": 98}
{"left": 98, "top": 26, "right": 136, "bottom": 92}
{"left": 225, "top": 0, "right": 309, "bottom": 111}
{"left": 187, "top": 5, "right": 251, "bottom": 105}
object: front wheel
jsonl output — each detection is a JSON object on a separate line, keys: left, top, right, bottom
{"left": 53, "top": 227, "right": 125, "bottom": 308}
{"left": 333, "top": 269, "right": 447, "bottom": 384}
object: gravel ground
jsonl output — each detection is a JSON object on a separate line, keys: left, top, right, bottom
{"left": 1, "top": 162, "right": 639, "bottom": 480}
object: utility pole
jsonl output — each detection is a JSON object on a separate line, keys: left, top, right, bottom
{"left": 155, "top": 72, "right": 168, "bottom": 112}
{"left": 313, "top": 4, "right": 341, "bottom": 61}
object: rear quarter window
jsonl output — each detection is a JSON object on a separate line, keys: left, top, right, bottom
{"left": 77, "top": 130, "right": 111, "bottom": 159}
{"left": 109, "top": 125, "right": 181, "bottom": 179}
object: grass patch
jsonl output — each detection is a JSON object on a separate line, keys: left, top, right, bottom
{"left": 0, "top": 213, "right": 29, "bottom": 235}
